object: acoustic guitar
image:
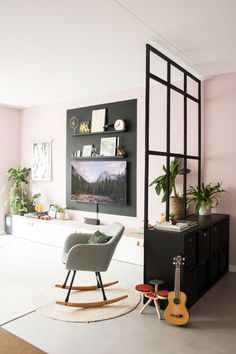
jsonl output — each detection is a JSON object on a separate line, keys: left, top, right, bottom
{"left": 164, "top": 254, "right": 190, "bottom": 326}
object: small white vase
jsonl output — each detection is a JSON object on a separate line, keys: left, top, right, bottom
{"left": 56, "top": 212, "right": 65, "bottom": 220}
{"left": 199, "top": 206, "right": 211, "bottom": 216}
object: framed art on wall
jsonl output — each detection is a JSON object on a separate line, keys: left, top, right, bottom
{"left": 32, "top": 141, "right": 52, "bottom": 181}
{"left": 91, "top": 108, "right": 106, "bottom": 132}
{"left": 100, "top": 137, "right": 116, "bottom": 156}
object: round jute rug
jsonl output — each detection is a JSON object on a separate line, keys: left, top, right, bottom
{"left": 32, "top": 284, "right": 140, "bottom": 323}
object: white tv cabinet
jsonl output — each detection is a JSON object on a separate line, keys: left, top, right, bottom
{"left": 11, "top": 215, "right": 143, "bottom": 266}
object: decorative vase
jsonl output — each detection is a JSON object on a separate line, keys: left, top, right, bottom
{"left": 56, "top": 212, "right": 65, "bottom": 220}
{"left": 199, "top": 205, "right": 211, "bottom": 216}
{"left": 170, "top": 196, "right": 184, "bottom": 220}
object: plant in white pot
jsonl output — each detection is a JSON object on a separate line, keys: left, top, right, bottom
{"left": 149, "top": 158, "right": 190, "bottom": 219}
{"left": 186, "top": 182, "right": 225, "bottom": 216}
{"left": 55, "top": 205, "right": 66, "bottom": 220}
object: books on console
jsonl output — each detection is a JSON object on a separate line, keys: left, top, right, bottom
{"left": 153, "top": 220, "right": 198, "bottom": 232}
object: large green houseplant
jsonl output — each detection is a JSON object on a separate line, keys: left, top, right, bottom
{"left": 7, "top": 167, "right": 41, "bottom": 215}
{"left": 186, "top": 182, "right": 225, "bottom": 216}
{"left": 149, "top": 158, "right": 190, "bottom": 219}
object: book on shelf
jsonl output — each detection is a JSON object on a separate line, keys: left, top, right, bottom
{"left": 153, "top": 220, "right": 198, "bottom": 232}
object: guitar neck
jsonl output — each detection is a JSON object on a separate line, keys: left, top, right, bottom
{"left": 174, "top": 266, "right": 181, "bottom": 298}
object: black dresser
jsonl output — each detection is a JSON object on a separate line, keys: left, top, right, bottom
{"left": 144, "top": 214, "right": 229, "bottom": 308}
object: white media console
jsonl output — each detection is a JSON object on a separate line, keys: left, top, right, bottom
{"left": 11, "top": 215, "right": 144, "bottom": 266}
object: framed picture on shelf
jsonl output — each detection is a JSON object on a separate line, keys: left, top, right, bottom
{"left": 82, "top": 145, "right": 93, "bottom": 157}
{"left": 79, "top": 121, "right": 90, "bottom": 134}
{"left": 48, "top": 205, "right": 56, "bottom": 218}
{"left": 91, "top": 108, "right": 106, "bottom": 133}
{"left": 32, "top": 141, "right": 52, "bottom": 181}
{"left": 100, "top": 137, "right": 116, "bottom": 156}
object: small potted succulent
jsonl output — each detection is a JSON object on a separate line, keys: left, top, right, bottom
{"left": 186, "top": 182, "right": 225, "bottom": 216}
{"left": 55, "top": 205, "right": 66, "bottom": 220}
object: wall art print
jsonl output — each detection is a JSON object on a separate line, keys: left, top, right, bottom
{"left": 32, "top": 141, "right": 52, "bottom": 181}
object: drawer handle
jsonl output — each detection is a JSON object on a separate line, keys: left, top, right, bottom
{"left": 203, "top": 232, "right": 207, "bottom": 237}
{"left": 189, "top": 238, "right": 192, "bottom": 243}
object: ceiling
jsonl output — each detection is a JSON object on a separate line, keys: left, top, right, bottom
{"left": 0, "top": 0, "right": 235, "bottom": 108}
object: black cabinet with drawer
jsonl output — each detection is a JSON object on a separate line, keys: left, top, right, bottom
{"left": 144, "top": 214, "right": 229, "bottom": 308}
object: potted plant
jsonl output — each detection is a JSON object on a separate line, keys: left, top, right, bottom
{"left": 149, "top": 158, "right": 190, "bottom": 219}
{"left": 186, "top": 182, "right": 225, "bottom": 216}
{"left": 7, "top": 167, "right": 31, "bottom": 214}
{"left": 54, "top": 205, "right": 66, "bottom": 220}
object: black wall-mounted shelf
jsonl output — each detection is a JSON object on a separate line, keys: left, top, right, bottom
{"left": 70, "top": 130, "right": 126, "bottom": 137}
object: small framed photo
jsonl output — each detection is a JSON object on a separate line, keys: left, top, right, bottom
{"left": 100, "top": 137, "right": 116, "bottom": 156}
{"left": 91, "top": 108, "right": 106, "bottom": 133}
{"left": 82, "top": 145, "right": 93, "bottom": 157}
{"left": 48, "top": 205, "right": 56, "bottom": 218}
{"left": 79, "top": 121, "right": 90, "bottom": 134}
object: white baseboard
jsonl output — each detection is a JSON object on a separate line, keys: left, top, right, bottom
{"left": 229, "top": 265, "right": 236, "bottom": 272}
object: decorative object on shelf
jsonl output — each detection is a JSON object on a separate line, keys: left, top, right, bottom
{"left": 82, "top": 145, "right": 93, "bottom": 157}
{"left": 48, "top": 204, "right": 56, "bottom": 218}
{"left": 116, "top": 136, "right": 125, "bottom": 157}
{"left": 91, "top": 144, "right": 96, "bottom": 157}
{"left": 114, "top": 119, "right": 126, "bottom": 131}
{"left": 100, "top": 137, "right": 116, "bottom": 156}
{"left": 70, "top": 117, "right": 79, "bottom": 134}
{"left": 79, "top": 121, "right": 90, "bottom": 134}
{"left": 149, "top": 158, "right": 191, "bottom": 219}
{"left": 71, "top": 160, "right": 127, "bottom": 205}
{"left": 32, "top": 141, "right": 52, "bottom": 181}
{"left": 186, "top": 182, "right": 225, "bottom": 216}
{"left": 54, "top": 205, "right": 66, "bottom": 220}
{"left": 103, "top": 122, "right": 114, "bottom": 130}
{"left": 91, "top": 108, "right": 106, "bottom": 133}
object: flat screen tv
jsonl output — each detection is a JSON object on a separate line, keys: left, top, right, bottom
{"left": 71, "top": 160, "right": 127, "bottom": 205}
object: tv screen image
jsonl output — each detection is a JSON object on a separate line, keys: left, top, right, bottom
{"left": 71, "top": 160, "right": 127, "bottom": 205}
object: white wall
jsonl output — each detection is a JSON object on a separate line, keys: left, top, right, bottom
{"left": 0, "top": 106, "right": 21, "bottom": 232}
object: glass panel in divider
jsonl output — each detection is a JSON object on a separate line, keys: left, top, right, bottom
{"left": 187, "top": 99, "right": 199, "bottom": 156}
{"left": 186, "top": 159, "right": 199, "bottom": 216}
{"left": 171, "top": 65, "right": 184, "bottom": 91}
{"left": 148, "top": 155, "right": 167, "bottom": 225}
{"left": 149, "top": 80, "right": 167, "bottom": 152}
{"left": 187, "top": 76, "right": 199, "bottom": 99}
{"left": 170, "top": 90, "right": 184, "bottom": 154}
{"left": 150, "top": 52, "right": 167, "bottom": 82}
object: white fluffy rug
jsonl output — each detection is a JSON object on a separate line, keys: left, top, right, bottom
{"left": 32, "top": 284, "right": 140, "bottom": 323}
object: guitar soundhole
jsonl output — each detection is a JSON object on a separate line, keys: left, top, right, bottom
{"left": 174, "top": 298, "right": 180, "bottom": 305}
{"left": 170, "top": 313, "right": 183, "bottom": 319}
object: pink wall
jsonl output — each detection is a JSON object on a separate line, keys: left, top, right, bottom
{"left": 0, "top": 106, "right": 21, "bottom": 232}
{"left": 203, "top": 73, "right": 236, "bottom": 267}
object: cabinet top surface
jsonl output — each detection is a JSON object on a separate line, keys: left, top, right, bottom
{"left": 12, "top": 215, "right": 143, "bottom": 239}
{"left": 146, "top": 213, "right": 229, "bottom": 236}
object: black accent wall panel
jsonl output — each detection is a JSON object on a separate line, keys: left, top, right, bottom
{"left": 66, "top": 99, "right": 137, "bottom": 217}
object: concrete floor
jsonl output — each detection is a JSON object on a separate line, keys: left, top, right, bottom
{"left": 1, "top": 235, "right": 236, "bottom": 354}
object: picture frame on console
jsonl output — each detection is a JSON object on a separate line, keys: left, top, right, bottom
{"left": 82, "top": 144, "right": 93, "bottom": 157}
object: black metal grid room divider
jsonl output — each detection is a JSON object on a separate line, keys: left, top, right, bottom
{"left": 144, "top": 44, "right": 201, "bottom": 225}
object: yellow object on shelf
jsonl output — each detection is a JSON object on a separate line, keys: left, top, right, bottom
{"left": 35, "top": 203, "right": 43, "bottom": 212}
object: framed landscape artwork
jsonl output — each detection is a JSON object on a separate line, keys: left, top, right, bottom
{"left": 32, "top": 141, "right": 52, "bottom": 181}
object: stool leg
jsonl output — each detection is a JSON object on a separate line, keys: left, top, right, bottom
{"left": 139, "top": 298, "right": 152, "bottom": 314}
{"left": 154, "top": 299, "right": 162, "bottom": 320}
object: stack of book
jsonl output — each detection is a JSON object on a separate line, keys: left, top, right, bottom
{"left": 153, "top": 220, "right": 198, "bottom": 232}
